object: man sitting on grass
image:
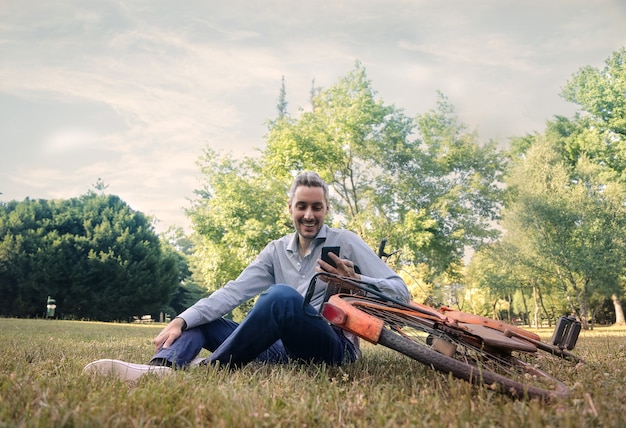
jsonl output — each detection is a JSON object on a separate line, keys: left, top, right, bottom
{"left": 83, "top": 171, "right": 409, "bottom": 380}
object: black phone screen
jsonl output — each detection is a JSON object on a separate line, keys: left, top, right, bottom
{"left": 321, "top": 246, "right": 340, "bottom": 268}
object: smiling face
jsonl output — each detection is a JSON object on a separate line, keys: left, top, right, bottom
{"left": 289, "top": 185, "right": 329, "bottom": 250}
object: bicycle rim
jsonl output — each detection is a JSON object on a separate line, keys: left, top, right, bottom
{"left": 345, "top": 297, "right": 569, "bottom": 400}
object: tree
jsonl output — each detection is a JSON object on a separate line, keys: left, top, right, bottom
{"left": 262, "top": 64, "right": 505, "bottom": 288}
{"left": 501, "top": 136, "right": 626, "bottom": 328}
{"left": 159, "top": 226, "right": 203, "bottom": 317}
{"left": 185, "top": 149, "right": 293, "bottom": 319}
{"left": 543, "top": 48, "right": 626, "bottom": 325}
{"left": 276, "top": 75, "right": 288, "bottom": 121}
{"left": 469, "top": 239, "right": 569, "bottom": 327}
{"left": 263, "top": 61, "right": 406, "bottom": 228}
{"left": 561, "top": 48, "right": 626, "bottom": 149}
{"left": 187, "top": 63, "right": 505, "bottom": 315}
{"left": 0, "top": 193, "right": 180, "bottom": 321}
{"left": 398, "top": 94, "right": 505, "bottom": 278}
{"left": 267, "top": 75, "right": 288, "bottom": 129}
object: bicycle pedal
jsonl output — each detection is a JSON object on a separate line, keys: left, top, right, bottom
{"left": 551, "top": 316, "right": 581, "bottom": 350}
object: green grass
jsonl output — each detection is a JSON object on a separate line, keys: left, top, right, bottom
{"left": 1, "top": 318, "right": 626, "bottom": 427}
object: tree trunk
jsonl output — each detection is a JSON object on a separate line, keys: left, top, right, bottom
{"left": 519, "top": 287, "right": 530, "bottom": 326}
{"left": 577, "top": 287, "right": 589, "bottom": 330}
{"left": 533, "top": 285, "right": 540, "bottom": 329}
{"left": 566, "top": 294, "right": 578, "bottom": 319}
{"left": 507, "top": 293, "right": 512, "bottom": 323}
{"left": 537, "top": 288, "right": 552, "bottom": 327}
{"left": 613, "top": 294, "right": 625, "bottom": 325}
{"left": 590, "top": 306, "right": 598, "bottom": 330}
{"left": 556, "top": 265, "right": 580, "bottom": 321}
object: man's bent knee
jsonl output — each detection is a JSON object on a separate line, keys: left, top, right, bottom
{"left": 254, "top": 284, "right": 304, "bottom": 316}
{"left": 259, "top": 284, "right": 301, "bottom": 301}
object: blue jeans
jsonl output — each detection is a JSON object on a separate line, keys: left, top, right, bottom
{"left": 152, "top": 284, "right": 356, "bottom": 367}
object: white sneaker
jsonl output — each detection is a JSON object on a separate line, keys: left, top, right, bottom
{"left": 82, "top": 359, "right": 172, "bottom": 381}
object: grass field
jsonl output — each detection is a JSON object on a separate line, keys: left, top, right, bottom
{"left": 1, "top": 318, "right": 625, "bottom": 427}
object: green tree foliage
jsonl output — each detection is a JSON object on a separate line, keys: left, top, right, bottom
{"left": 0, "top": 193, "right": 180, "bottom": 321}
{"left": 560, "top": 48, "right": 626, "bottom": 172}
{"left": 465, "top": 246, "right": 517, "bottom": 319}
{"left": 538, "top": 49, "right": 626, "bottom": 182}
{"left": 501, "top": 136, "right": 626, "bottom": 328}
{"left": 262, "top": 63, "right": 505, "bottom": 285}
{"left": 559, "top": 48, "right": 626, "bottom": 326}
{"left": 159, "top": 226, "right": 207, "bottom": 315}
{"left": 187, "top": 64, "right": 505, "bottom": 313}
{"left": 188, "top": 64, "right": 505, "bottom": 309}
{"left": 468, "top": 241, "right": 569, "bottom": 326}
{"left": 185, "top": 150, "right": 293, "bottom": 317}
{"left": 499, "top": 49, "right": 626, "bottom": 327}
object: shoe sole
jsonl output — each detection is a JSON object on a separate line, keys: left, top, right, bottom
{"left": 82, "top": 359, "right": 172, "bottom": 381}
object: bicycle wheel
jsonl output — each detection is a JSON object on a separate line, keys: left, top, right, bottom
{"left": 338, "top": 296, "right": 570, "bottom": 400}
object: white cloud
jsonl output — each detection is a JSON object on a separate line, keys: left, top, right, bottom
{"left": 42, "top": 129, "right": 102, "bottom": 153}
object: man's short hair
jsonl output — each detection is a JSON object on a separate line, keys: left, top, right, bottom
{"left": 289, "top": 171, "right": 330, "bottom": 206}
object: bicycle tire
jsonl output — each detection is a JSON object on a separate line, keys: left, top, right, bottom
{"left": 378, "top": 327, "right": 567, "bottom": 400}
{"left": 340, "top": 297, "right": 570, "bottom": 400}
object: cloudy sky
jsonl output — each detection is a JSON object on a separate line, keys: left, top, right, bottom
{"left": 1, "top": 0, "right": 625, "bottom": 233}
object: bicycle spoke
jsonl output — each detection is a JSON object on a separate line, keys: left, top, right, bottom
{"left": 341, "top": 296, "right": 569, "bottom": 400}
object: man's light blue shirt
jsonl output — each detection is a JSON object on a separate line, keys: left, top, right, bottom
{"left": 179, "top": 225, "right": 409, "bottom": 330}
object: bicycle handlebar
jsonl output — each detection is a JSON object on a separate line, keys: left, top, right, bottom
{"left": 304, "top": 272, "right": 428, "bottom": 314}
{"left": 378, "top": 238, "right": 388, "bottom": 258}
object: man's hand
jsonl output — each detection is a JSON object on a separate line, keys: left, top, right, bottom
{"left": 317, "top": 252, "right": 360, "bottom": 280}
{"left": 153, "top": 317, "right": 186, "bottom": 352}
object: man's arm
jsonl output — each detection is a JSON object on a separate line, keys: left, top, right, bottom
{"left": 152, "top": 242, "right": 278, "bottom": 350}
{"left": 174, "top": 243, "right": 278, "bottom": 329}
{"left": 317, "top": 230, "right": 410, "bottom": 303}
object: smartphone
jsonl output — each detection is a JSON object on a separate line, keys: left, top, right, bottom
{"left": 321, "top": 246, "right": 341, "bottom": 269}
